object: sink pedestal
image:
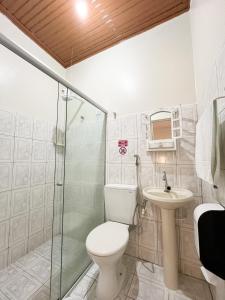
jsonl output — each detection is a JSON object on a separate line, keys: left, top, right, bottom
{"left": 161, "top": 208, "right": 178, "bottom": 290}
{"left": 142, "top": 187, "right": 194, "bottom": 290}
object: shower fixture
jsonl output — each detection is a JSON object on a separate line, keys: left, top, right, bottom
{"left": 61, "top": 88, "right": 84, "bottom": 102}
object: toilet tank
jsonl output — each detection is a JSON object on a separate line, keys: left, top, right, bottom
{"left": 104, "top": 184, "right": 137, "bottom": 225}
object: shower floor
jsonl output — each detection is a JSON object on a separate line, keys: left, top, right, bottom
{"left": 0, "top": 234, "right": 87, "bottom": 300}
{"left": 0, "top": 239, "right": 53, "bottom": 300}
{"left": 67, "top": 255, "right": 213, "bottom": 300}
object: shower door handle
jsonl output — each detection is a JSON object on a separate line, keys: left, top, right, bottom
{"left": 56, "top": 183, "right": 63, "bottom": 187}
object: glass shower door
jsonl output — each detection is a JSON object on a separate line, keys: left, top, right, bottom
{"left": 51, "top": 87, "right": 106, "bottom": 299}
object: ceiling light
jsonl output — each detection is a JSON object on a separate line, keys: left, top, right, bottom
{"left": 75, "top": 0, "right": 88, "bottom": 20}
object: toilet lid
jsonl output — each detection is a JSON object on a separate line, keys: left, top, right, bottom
{"left": 86, "top": 221, "right": 129, "bottom": 257}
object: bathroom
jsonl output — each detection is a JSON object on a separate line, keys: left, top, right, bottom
{"left": 0, "top": 0, "right": 225, "bottom": 299}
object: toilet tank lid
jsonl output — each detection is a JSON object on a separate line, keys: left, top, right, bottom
{"left": 105, "top": 184, "right": 137, "bottom": 191}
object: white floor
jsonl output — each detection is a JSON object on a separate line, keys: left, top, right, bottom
{"left": 0, "top": 239, "right": 54, "bottom": 300}
{"left": 0, "top": 246, "right": 213, "bottom": 300}
{"left": 67, "top": 255, "right": 213, "bottom": 300}
{"left": 0, "top": 235, "right": 65, "bottom": 300}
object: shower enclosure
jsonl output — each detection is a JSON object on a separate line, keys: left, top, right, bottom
{"left": 51, "top": 85, "right": 106, "bottom": 299}
{"left": 0, "top": 34, "right": 106, "bottom": 300}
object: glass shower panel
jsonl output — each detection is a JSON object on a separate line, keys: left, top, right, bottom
{"left": 50, "top": 83, "right": 67, "bottom": 300}
{"left": 61, "top": 89, "right": 106, "bottom": 296}
{"left": 51, "top": 87, "right": 106, "bottom": 299}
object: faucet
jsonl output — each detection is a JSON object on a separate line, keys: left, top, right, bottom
{"left": 162, "top": 171, "right": 171, "bottom": 192}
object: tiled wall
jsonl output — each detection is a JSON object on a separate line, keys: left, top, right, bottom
{"left": 106, "top": 103, "right": 204, "bottom": 280}
{"left": 201, "top": 100, "right": 225, "bottom": 205}
{"left": 196, "top": 44, "right": 225, "bottom": 206}
{"left": 0, "top": 110, "right": 61, "bottom": 270}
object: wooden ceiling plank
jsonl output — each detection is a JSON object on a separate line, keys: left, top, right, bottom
{"left": 0, "top": 3, "right": 67, "bottom": 67}
{"left": 31, "top": 0, "right": 74, "bottom": 33}
{"left": 62, "top": 2, "right": 186, "bottom": 63}
{"left": 8, "top": 0, "right": 30, "bottom": 15}
{"left": 17, "top": 0, "right": 56, "bottom": 22}
{"left": 0, "top": 0, "right": 16, "bottom": 7}
{"left": 37, "top": 0, "right": 167, "bottom": 49}
{"left": 34, "top": 0, "right": 136, "bottom": 41}
{"left": 52, "top": 0, "right": 179, "bottom": 56}
{"left": 65, "top": 4, "right": 188, "bottom": 66}
{"left": 0, "top": 0, "right": 190, "bottom": 68}
{"left": 26, "top": 0, "right": 67, "bottom": 29}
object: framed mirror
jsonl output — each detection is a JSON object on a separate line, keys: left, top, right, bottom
{"left": 150, "top": 111, "right": 172, "bottom": 140}
{"left": 146, "top": 107, "right": 182, "bottom": 151}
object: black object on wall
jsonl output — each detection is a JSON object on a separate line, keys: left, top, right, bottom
{"left": 198, "top": 210, "right": 225, "bottom": 280}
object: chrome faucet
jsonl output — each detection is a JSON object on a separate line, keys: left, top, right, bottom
{"left": 162, "top": 171, "right": 171, "bottom": 192}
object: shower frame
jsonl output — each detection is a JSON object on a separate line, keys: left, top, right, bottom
{"left": 0, "top": 33, "right": 107, "bottom": 114}
{"left": 0, "top": 32, "right": 107, "bottom": 299}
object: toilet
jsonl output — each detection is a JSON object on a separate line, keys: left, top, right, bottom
{"left": 86, "top": 184, "right": 137, "bottom": 300}
{"left": 194, "top": 203, "right": 225, "bottom": 300}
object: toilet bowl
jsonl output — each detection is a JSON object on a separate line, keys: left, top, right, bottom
{"left": 86, "top": 184, "right": 137, "bottom": 300}
{"left": 86, "top": 221, "right": 129, "bottom": 300}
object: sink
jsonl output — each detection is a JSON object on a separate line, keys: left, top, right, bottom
{"left": 143, "top": 186, "right": 194, "bottom": 290}
{"left": 143, "top": 187, "right": 193, "bottom": 209}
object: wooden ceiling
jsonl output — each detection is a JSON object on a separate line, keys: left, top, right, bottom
{"left": 0, "top": 0, "right": 190, "bottom": 68}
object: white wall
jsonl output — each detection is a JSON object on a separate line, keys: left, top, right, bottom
{"left": 0, "top": 13, "right": 66, "bottom": 77}
{"left": 67, "top": 13, "right": 196, "bottom": 114}
{"left": 0, "top": 13, "right": 66, "bottom": 122}
{"left": 190, "top": 0, "right": 225, "bottom": 207}
{"left": 190, "top": 0, "right": 225, "bottom": 115}
{"left": 0, "top": 44, "right": 59, "bottom": 122}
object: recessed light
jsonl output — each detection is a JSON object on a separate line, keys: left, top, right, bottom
{"left": 75, "top": 0, "right": 88, "bottom": 20}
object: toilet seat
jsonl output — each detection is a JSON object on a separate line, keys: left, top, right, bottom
{"left": 86, "top": 221, "right": 129, "bottom": 257}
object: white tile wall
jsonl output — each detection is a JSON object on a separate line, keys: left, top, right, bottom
{"left": 0, "top": 221, "right": 9, "bottom": 251}
{"left": 0, "top": 163, "right": 12, "bottom": 192}
{"left": 33, "top": 120, "right": 48, "bottom": 141}
{"left": 0, "top": 192, "right": 11, "bottom": 222}
{"left": 30, "top": 185, "right": 45, "bottom": 209}
{"left": 0, "top": 250, "right": 8, "bottom": 270}
{"left": 0, "top": 111, "right": 15, "bottom": 136}
{"left": 15, "top": 114, "right": 33, "bottom": 139}
{"left": 13, "top": 163, "right": 31, "bottom": 189}
{"left": 0, "top": 136, "right": 14, "bottom": 162}
{"left": 8, "top": 240, "right": 27, "bottom": 264}
{"left": 32, "top": 141, "right": 47, "bottom": 162}
{"left": 0, "top": 109, "right": 60, "bottom": 270}
{"left": 11, "top": 189, "right": 29, "bottom": 217}
{"left": 29, "top": 209, "right": 44, "bottom": 236}
{"left": 9, "top": 214, "right": 28, "bottom": 246}
{"left": 106, "top": 103, "right": 203, "bottom": 280}
{"left": 14, "top": 138, "right": 32, "bottom": 162}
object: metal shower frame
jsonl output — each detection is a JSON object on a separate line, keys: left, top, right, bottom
{"left": 0, "top": 33, "right": 107, "bottom": 114}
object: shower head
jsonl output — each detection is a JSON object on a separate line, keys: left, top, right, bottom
{"left": 61, "top": 89, "right": 84, "bottom": 103}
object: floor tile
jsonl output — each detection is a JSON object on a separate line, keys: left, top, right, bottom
{"left": 135, "top": 261, "right": 164, "bottom": 285}
{"left": 177, "top": 274, "right": 211, "bottom": 300}
{"left": 122, "top": 255, "right": 138, "bottom": 275}
{"left": 15, "top": 251, "right": 41, "bottom": 270}
{"left": 29, "top": 285, "right": 50, "bottom": 300}
{"left": 70, "top": 275, "right": 96, "bottom": 298}
{"left": 128, "top": 275, "right": 166, "bottom": 300}
{"left": 0, "top": 291, "right": 9, "bottom": 300}
{"left": 1, "top": 270, "right": 42, "bottom": 300}
{"left": 23, "top": 256, "right": 52, "bottom": 284}
{"left": 0, "top": 264, "right": 20, "bottom": 287}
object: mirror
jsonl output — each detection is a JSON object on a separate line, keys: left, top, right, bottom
{"left": 150, "top": 111, "right": 172, "bottom": 140}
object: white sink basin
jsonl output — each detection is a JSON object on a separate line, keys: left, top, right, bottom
{"left": 143, "top": 187, "right": 193, "bottom": 209}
